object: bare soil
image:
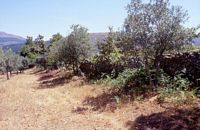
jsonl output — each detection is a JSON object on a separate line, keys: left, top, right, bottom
{"left": 0, "top": 69, "right": 199, "bottom": 130}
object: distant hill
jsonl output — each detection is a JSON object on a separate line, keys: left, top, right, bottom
{"left": 0, "top": 32, "right": 107, "bottom": 54}
{"left": 0, "top": 32, "right": 26, "bottom": 53}
{"left": 89, "top": 33, "right": 107, "bottom": 49}
{"left": 194, "top": 37, "right": 200, "bottom": 45}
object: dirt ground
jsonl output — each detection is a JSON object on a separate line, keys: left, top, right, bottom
{"left": 0, "top": 69, "right": 199, "bottom": 130}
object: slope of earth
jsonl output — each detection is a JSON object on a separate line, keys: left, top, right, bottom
{"left": 0, "top": 69, "right": 199, "bottom": 130}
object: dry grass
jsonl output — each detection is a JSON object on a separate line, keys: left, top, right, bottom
{"left": 0, "top": 68, "right": 199, "bottom": 130}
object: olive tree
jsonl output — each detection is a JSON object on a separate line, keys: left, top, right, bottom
{"left": 0, "top": 48, "right": 27, "bottom": 79}
{"left": 47, "top": 33, "right": 63, "bottom": 67}
{"left": 0, "top": 48, "right": 5, "bottom": 74}
{"left": 20, "top": 36, "right": 37, "bottom": 61}
{"left": 59, "top": 25, "right": 91, "bottom": 73}
{"left": 124, "top": 0, "right": 199, "bottom": 84}
{"left": 3, "top": 49, "right": 15, "bottom": 79}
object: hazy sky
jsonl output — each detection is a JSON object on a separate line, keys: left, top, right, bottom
{"left": 0, "top": 0, "right": 199, "bottom": 40}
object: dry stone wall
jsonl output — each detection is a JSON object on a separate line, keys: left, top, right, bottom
{"left": 160, "top": 51, "right": 200, "bottom": 83}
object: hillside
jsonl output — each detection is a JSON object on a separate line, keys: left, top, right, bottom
{"left": 0, "top": 32, "right": 25, "bottom": 46}
{"left": 0, "top": 32, "right": 107, "bottom": 53}
{"left": 194, "top": 37, "right": 200, "bottom": 45}
{"left": 89, "top": 33, "right": 107, "bottom": 45}
{"left": 0, "top": 32, "right": 26, "bottom": 53}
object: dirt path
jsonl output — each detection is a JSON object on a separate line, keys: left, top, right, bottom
{"left": 0, "top": 70, "right": 129, "bottom": 130}
{"left": 1, "top": 69, "right": 198, "bottom": 130}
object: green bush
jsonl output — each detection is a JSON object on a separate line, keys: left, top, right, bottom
{"left": 96, "top": 68, "right": 197, "bottom": 104}
{"left": 95, "top": 69, "right": 136, "bottom": 88}
{"left": 112, "top": 69, "right": 137, "bottom": 88}
{"left": 157, "top": 74, "right": 197, "bottom": 105}
{"left": 159, "top": 73, "right": 190, "bottom": 90}
{"left": 96, "top": 68, "right": 152, "bottom": 97}
{"left": 157, "top": 88, "right": 197, "bottom": 105}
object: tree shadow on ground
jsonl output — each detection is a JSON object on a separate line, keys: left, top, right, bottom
{"left": 37, "top": 76, "right": 67, "bottom": 89}
{"left": 38, "top": 74, "right": 54, "bottom": 81}
{"left": 82, "top": 91, "right": 120, "bottom": 112}
{"left": 126, "top": 107, "right": 200, "bottom": 130}
{"left": 30, "top": 69, "right": 47, "bottom": 75}
{"left": 36, "top": 69, "right": 60, "bottom": 81}
{"left": 33, "top": 69, "right": 72, "bottom": 89}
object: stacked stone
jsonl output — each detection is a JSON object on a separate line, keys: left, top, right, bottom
{"left": 160, "top": 51, "right": 200, "bottom": 83}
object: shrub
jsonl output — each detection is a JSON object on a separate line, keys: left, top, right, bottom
{"left": 120, "top": 68, "right": 153, "bottom": 95}
{"left": 113, "top": 69, "right": 137, "bottom": 87}
{"left": 96, "top": 68, "right": 152, "bottom": 97}
{"left": 157, "top": 74, "right": 197, "bottom": 105}
{"left": 95, "top": 69, "right": 136, "bottom": 88}
{"left": 96, "top": 68, "right": 197, "bottom": 104}
{"left": 159, "top": 73, "right": 191, "bottom": 91}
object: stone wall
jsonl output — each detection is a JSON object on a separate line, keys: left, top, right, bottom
{"left": 160, "top": 51, "right": 200, "bottom": 83}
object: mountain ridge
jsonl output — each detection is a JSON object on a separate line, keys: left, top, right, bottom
{"left": 0, "top": 32, "right": 25, "bottom": 40}
{"left": 0, "top": 32, "right": 26, "bottom": 47}
{"left": 0, "top": 32, "right": 107, "bottom": 53}
{"left": 0, "top": 32, "right": 26, "bottom": 53}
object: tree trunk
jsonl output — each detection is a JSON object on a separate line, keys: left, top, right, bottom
{"left": 6, "top": 71, "right": 10, "bottom": 80}
{"left": 75, "top": 61, "right": 79, "bottom": 74}
{"left": 154, "top": 60, "right": 160, "bottom": 88}
{"left": 43, "top": 61, "right": 47, "bottom": 70}
{"left": 72, "top": 62, "right": 75, "bottom": 74}
{"left": 144, "top": 51, "right": 150, "bottom": 85}
{"left": 154, "top": 53, "right": 163, "bottom": 86}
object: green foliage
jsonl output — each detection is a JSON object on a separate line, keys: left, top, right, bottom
{"left": 0, "top": 48, "right": 5, "bottom": 73}
{"left": 95, "top": 68, "right": 153, "bottom": 100}
{"left": 114, "top": 69, "right": 137, "bottom": 87}
{"left": 95, "top": 75, "right": 113, "bottom": 86}
{"left": 96, "top": 68, "right": 149, "bottom": 92}
{"left": 0, "top": 48, "right": 28, "bottom": 77}
{"left": 157, "top": 74, "right": 197, "bottom": 105}
{"left": 96, "top": 67, "right": 197, "bottom": 104}
{"left": 21, "top": 36, "right": 36, "bottom": 59}
{"left": 129, "top": 68, "right": 150, "bottom": 87}
{"left": 21, "top": 35, "right": 46, "bottom": 60}
{"left": 20, "top": 35, "right": 48, "bottom": 69}
{"left": 157, "top": 88, "right": 197, "bottom": 106}
{"left": 50, "top": 25, "right": 92, "bottom": 73}
{"left": 186, "top": 45, "right": 200, "bottom": 51}
{"left": 96, "top": 28, "right": 123, "bottom": 65}
{"left": 49, "top": 33, "right": 62, "bottom": 44}
{"left": 159, "top": 74, "right": 190, "bottom": 90}
{"left": 96, "top": 69, "right": 136, "bottom": 88}
{"left": 47, "top": 34, "right": 63, "bottom": 67}
{"left": 124, "top": 0, "right": 199, "bottom": 83}
{"left": 119, "top": 68, "right": 154, "bottom": 97}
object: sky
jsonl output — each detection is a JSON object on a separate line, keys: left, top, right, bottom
{"left": 0, "top": 0, "right": 200, "bottom": 40}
